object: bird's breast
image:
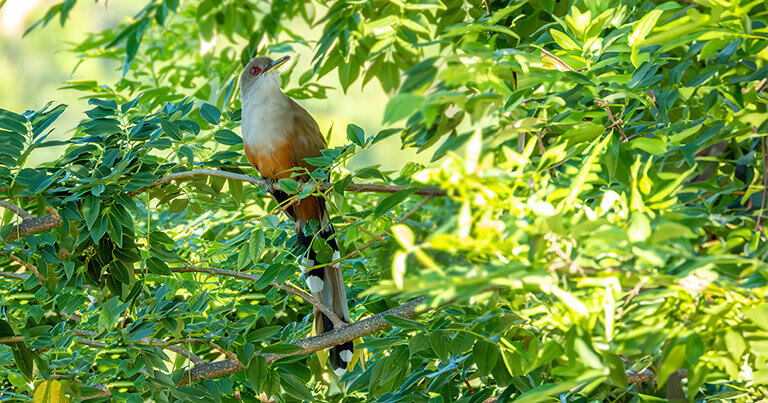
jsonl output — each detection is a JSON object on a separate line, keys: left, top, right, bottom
{"left": 241, "top": 97, "right": 294, "bottom": 178}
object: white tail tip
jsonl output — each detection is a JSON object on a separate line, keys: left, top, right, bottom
{"left": 339, "top": 349, "right": 353, "bottom": 363}
{"left": 306, "top": 276, "right": 324, "bottom": 293}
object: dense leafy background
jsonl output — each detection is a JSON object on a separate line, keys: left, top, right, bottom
{"left": 1, "top": 0, "right": 768, "bottom": 401}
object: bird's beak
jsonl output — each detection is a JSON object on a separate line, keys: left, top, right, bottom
{"left": 263, "top": 55, "right": 290, "bottom": 74}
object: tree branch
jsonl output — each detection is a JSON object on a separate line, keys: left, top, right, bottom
{"left": 177, "top": 296, "right": 428, "bottom": 386}
{"left": 8, "top": 255, "right": 45, "bottom": 284}
{"left": 127, "top": 168, "right": 447, "bottom": 198}
{"left": 165, "top": 266, "right": 347, "bottom": 330}
{"left": 5, "top": 207, "right": 62, "bottom": 242}
{"left": 0, "top": 200, "right": 33, "bottom": 219}
{"left": 72, "top": 329, "right": 204, "bottom": 365}
{"left": 0, "top": 270, "right": 30, "bottom": 281}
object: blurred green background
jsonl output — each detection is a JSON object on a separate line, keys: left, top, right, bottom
{"left": 0, "top": 0, "right": 428, "bottom": 171}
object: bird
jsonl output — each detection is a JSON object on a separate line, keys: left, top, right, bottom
{"left": 239, "top": 55, "right": 354, "bottom": 376}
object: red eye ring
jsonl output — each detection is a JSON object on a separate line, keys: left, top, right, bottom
{"left": 250, "top": 66, "right": 261, "bottom": 76}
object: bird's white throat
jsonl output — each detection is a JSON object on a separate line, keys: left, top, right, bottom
{"left": 241, "top": 72, "right": 291, "bottom": 154}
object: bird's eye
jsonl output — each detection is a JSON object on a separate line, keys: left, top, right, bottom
{"left": 250, "top": 66, "right": 261, "bottom": 76}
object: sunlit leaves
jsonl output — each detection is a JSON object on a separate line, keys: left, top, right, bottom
{"left": 2, "top": 0, "right": 768, "bottom": 401}
{"left": 383, "top": 93, "right": 423, "bottom": 124}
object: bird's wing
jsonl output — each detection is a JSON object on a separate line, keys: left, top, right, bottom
{"left": 287, "top": 99, "right": 328, "bottom": 173}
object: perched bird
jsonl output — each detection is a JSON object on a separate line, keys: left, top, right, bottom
{"left": 239, "top": 55, "right": 354, "bottom": 376}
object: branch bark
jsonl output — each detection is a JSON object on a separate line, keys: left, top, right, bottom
{"left": 5, "top": 207, "right": 62, "bottom": 242}
{"left": 128, "top": 168, "right": 447, "bottom": 198}
{"left": 177, "top": 296, "right": 428, "bottom": 386}
{"left": 8, "top": 255, "right": 45, "bottom": 284}
{"left": 0, "top": 200, "right": 33, "bottom": 219}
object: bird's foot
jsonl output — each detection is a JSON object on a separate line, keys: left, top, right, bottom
{"left": 262, "top": 177, "right": 275, "bottom": 192}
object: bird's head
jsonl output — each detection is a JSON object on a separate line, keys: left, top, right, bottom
{"left": 239, "top": 55, "right": 290, "bottom": 97}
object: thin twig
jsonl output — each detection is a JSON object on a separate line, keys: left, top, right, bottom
{"left": 756, "top": 78, "right": 767, "bottom": 93}
{"left": 127, "top": 169, "right": 447, "bottom": 198}
{"left": 0, "top": 271, "right": 30, "bottom": 281}
{"left": 0, "top": 200, "right": 33, "bottom": 219}
{"left": 536, "top": 131, "right": 546, "bottom": 154}
{"left": 616, "top": 277, "right": 648, "bottom": 318}
{"left": 8, "top": 255, "right": 45, "bottom": 284}
{"left": 49, "top": 375, "right": 113, "bottom": 401}
{"left": 757, "top": 134, "right": 767, "bottom": 233}
{"left": 599, "top": 100, "right": 628, "bottom": 141}
{"left": 73, "top": 329, "right": 204, "bottom": 365}
{"left": 0, "top": 336, "right": 24, "bottom": 344}
{"left": 483, "top": 0, "right": 491, "bottom": 14}
{"left": 177, "top": 296, "right": 428, "bottom": 386}
{"left": 164, "top": 266, "right": 346, "bottom": 329}
{"left": 540, "top": 48, "right": 575, "bottom": 72}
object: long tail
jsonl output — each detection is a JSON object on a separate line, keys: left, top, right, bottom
{"left": 293, "top": 196, "right": 354, "bottom": 377}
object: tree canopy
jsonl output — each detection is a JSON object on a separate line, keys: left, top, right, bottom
{"left": 1, "top": 0, "right": 768, "bottom": 401}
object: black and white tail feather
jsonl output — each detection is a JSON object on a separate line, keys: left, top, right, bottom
{"left": 296, "top": 211, "right": 354, "bottom": 377}
{"left": 269, "top": 189, "right": 354, "bottom": 376}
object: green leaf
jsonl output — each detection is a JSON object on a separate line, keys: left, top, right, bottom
{"left": 199, "top": 103, "right": 221, "bottom": 125}
{"left": 374, "top": 188, "right": 420, "bottom": 218}
{"left": 550, "top": 28, "right": 580, "bottom": 50}
{"left": 383, "top": 315, "right": 426, "bottom": 331}
{"left": 277, "top": 178, "right": 298, "bottom": 194}
{"left": 249, "top": 229, "right": 265, "bottom": 262}
{"left": 346, "top": 123, "right": 365, "bottom": 146}
{"left": 628, "top": 213, "right": 651, "bottom": 243}
{"left": 631, "top": 137, "right": 667, "bottom": 155}
{"left": 146, "top": 257, "right": 172, "bottom": 275}
{"left": 383, "top": 94, "right": 423, "bottom": 124}
{"left": 213, "top": 129, "right": 242, "bottom": 145}
{"left": 83, "top": 194, "right": 100, "bottom": 229}
{"left": 159, "top": 118, "right": 182, "bottom": 141}
{"left": 659, "top": 343, "right": 686, "bottom": 387}
{"left": 168, "top": 198, "right": 188, "bottom": 214}
{"left": 254, "top": 264, "right": 282, "bottom": 289}
{"left": 247, "top": 356, "right": 268, "bottom": 392}
{"left": 473, "top": 339, "right": 499, "bottom": 376}
{"left": 745, "top": 305, "right": 768, "bottom": 331}
{"left": 260, "top": 344, "right": 305, "bottom": 354}
{"left": 280, "top": 372, "right": 314, "bottom": 401}
{"left": 629, "top": 9, "right": 663, "bottom": 67}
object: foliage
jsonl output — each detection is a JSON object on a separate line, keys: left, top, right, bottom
{"left": 1, "top": 0, "right": 768, "bottom": 401}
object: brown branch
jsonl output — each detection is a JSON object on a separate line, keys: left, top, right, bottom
{"left": 164, "top": 266, "right": 346, "bottom": 329}
{"left": 127, "top": 169, "right": 447, "bottom": 198}
{"left": 598, "top": 100, "right": 629, "bottom": 142}
{"left": 0, "top": 200, "right": 33, "bottom": 219}
{"left": 49, "top": 375, "right": 112, "bottom": 400}
{"left": 5, "top": 207, "right": 61, "bottom": 242}
{"left": 757, "top": 134, "right": 767, "bottom": 233}
{"left": 0, "top": 270, "right": 30, "bottom": 281}
{"left": 540, "top": 48, "right": 576, "bottom": 72}
{"left": 177, "top": 296, "right": 428, "bottom": 386}
{"left": 0, "top": 335, "right": 24, "bottom": 344}
{"left": 756, "top": 78, "right": 767, "bottom": 93}
{"left": 8, "top": 255, "right": 45, "bottom": 284}
{"left": 72, "top": 329, "right": 204, "bottom": 365}
{"left": 483, "top": 0, "right": 491, "bottom": 14}
{"left": 83, "top": 382, "right": 112, "bottom": 400}
{"left": 626, "top": 367, "right": 656, "bottom": 384}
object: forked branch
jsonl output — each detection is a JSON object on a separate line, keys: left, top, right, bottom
{"left": 177, "top": 296, "right": 429, "bottom": 386}
{"left": 128, "top": 168, "right": 447, "bottom": 197}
